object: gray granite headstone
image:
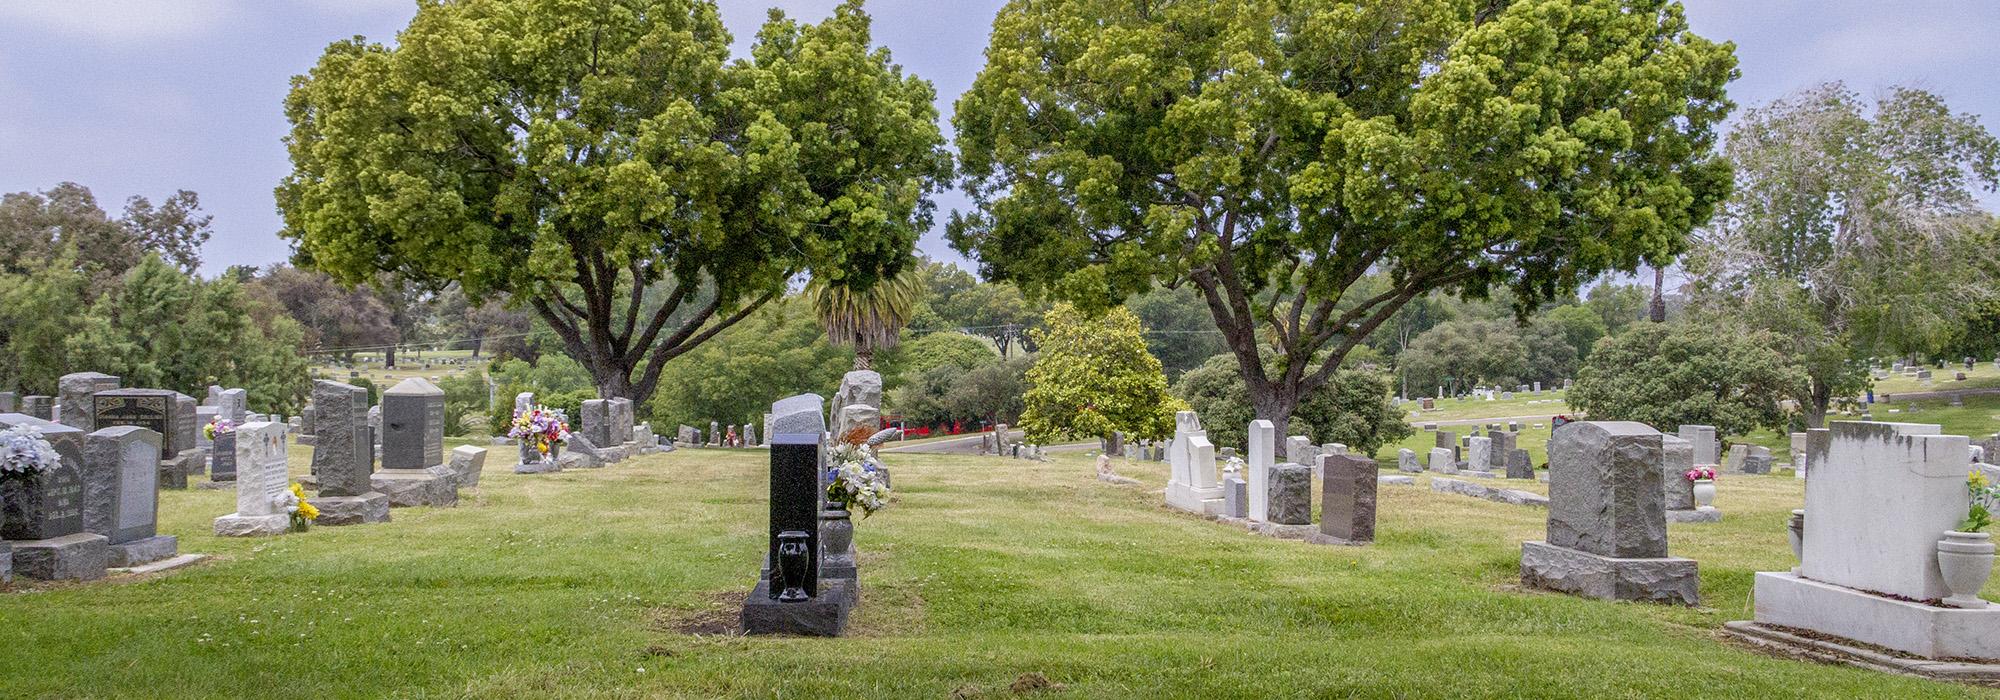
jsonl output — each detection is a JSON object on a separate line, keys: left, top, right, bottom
{"left": 0, "top": 391, "right": 15, "bottom": 412}
{"left": 1320, "top": 454, "right": 1377, "bottom": 543}
{"left": 83, "top": 425, "right": 160, "bottom": 544}
{"left": 0, "top": 413, "right": 86, "bottom": 540}
{"left": 171, "top": 394, "right": 198, "bottom": 455}
{"left": 57, "top": 372, "right": 119, "bottom": 430}
{"left": 22, "top": 396, "right": 53, "bottom": 420}
{"left": 217, "top": 388, "right": 249, "bottom": 422}
{"left": 381, "top": 378, "right": 445, "bottom": 469}
{"left": 580, "top": 399, "right": 612, "bottom": 447}
{"left": 1397, "top": 448, "right": 1420, "bottom": 473}
{"left": 309, "top": 380, "right": 374, "bottom": 497}
{"left": 1267, "top": 462, "right": 1313, "bottom": 525}
{"left": 1548, "top": 421, "right": 1667, "bottom": 558}
{"left": 211, "top": 430, "right": 238, "bottom": 481}
{"left": 1505, "top": 449, "right": 1534, "bottom": 479}
{"left": 1659, "top": 435, "right": 1695, "bottom": 510}
{"left": 608, "top": 398, "right": 635, "bottom": 443}
{"left": 1223, "top": 477, "right": 1248, "bottom": 519}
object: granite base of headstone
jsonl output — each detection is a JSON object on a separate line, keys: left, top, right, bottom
{"left": 213, "top": 513, "right": 290, "bottom": 537}
{"left": 106, "top": 535, "right": 179, "bottom": 568}
{"left": 10, "top": 533, "right": 108, "bottom": 581}
{"left": 449, "top": 446, "right": 487, "bottom": 488}
{"left": 370, "top": 466, "right": 460, "bottom": 508}
{"left": 308, "top": 494, "right": 391, "bottom": 526}
{"left": 1520, "top": 421, "right": 1699, "bottom": 606}
{"left": 1664, "top": 507, "right": 1721, "bottom": 523}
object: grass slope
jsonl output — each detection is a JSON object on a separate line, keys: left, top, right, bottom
{"left": 0, "top": 446, "right": 1989, "bottom": 698}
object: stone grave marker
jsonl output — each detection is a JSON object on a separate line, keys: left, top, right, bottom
{"left": 21, "top": 396, "right": 52, "bottom": 421}
{"left": 217, "top": 388, "right": 248, "bottom": 423}
{"left": 305, "top": 381, "right": 389, "bottom": 525}
{"left": 741, "top": 393, "right": 851, "bottom": 636}
{"left": 0, "top": 413, "right": 107, "bottom": 581}
{"left": 1727, "top": 421, "right": 2000, "bottom": 669}
{"left": 1428, "top": 447, "right": 1456, "bottom": 474}
{"left": 373, "top": 378, "right": 456, "bottom": 508}
{"left": 57, "top": 372, "right": 120, "bottom": 430}
{"left": 1397, "top": 448, "right": 1420, "bottom": 473}
{"left": 1246, "top": 420, "right": 1275, "bottom": 522}
{"left": 1521, "top": 421, "right": 1697, "bottom": 605}
{"left": 1678, "top": 425, "right": 1719, "bottom": 465}
{"left": 1267, "top": 462, "right": 1313, "bottom": 526}
{"left": 214, "top": 421, "right": 293, "bottom": 537}
{"left": 84, "top": 425, "right": 177, "bottom": 566}
{"left": 1165, "top": 411, "right": 1224, "bottom": 514}
{"left": 1320, "top": 453, "right": 1377, "bottom": 544}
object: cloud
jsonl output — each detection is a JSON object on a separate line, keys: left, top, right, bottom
{"left": 0, "top": 1, "right": 234, "bottom": 44}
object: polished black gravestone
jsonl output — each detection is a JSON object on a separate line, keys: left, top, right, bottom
{"left": 742, "top": 393, "right": 852, "bottom": 636}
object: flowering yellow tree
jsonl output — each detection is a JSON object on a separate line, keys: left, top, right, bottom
{"left": 1020, "top": 304, "right": 1177, "bottom": 445}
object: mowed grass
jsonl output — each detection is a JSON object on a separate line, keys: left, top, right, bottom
{"left": 0, "top": 445, "right": 1990, "bottom": 698}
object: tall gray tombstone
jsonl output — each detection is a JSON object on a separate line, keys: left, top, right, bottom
{"left": 608, "top": 398, "right": 635, "bottom": 444}
{"left": 1659, "top": 434, "right": 1695, "bottom": 511}
{"left": 0, "top": 392, "right": 16, "bottom": 412}
{"left": 57, "top": 372, "right": 120, "bottom": 431}
{"left": 214, "top": 421, "right": 293, "bottom": 537}
{"left": 0, "top": 413, "right": 107, "bottom": 581}
{"left": 306, "top": 381, "right": 389, "bottom": 525}
{"left": 1320, "top": 453, "right": 1377, "bottom": 544}
{"left": 21, "top": 396, "right": 53, "bottom": 421}
{"left": 1678, "top": 425, "right": 1719, "bottom": 465}
{"left": 217, "top": 388, "right": 249, "bottom": 423}
{"left": 373, "top": 378, "right": 456, "bottom": 507}
{"left": 1522, "top": 421, "right": 1697, "bottom": 605}
{"left": 84, "top": 426, "right": 176, "bottom": 566}
{"left": 580, "top": 399, "right": 613, "bottom": 447}
{"left": 381, "top": 378, "right": 445, "bottom": 469}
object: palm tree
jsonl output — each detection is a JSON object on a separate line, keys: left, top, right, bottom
{"left": 809, "top": 269, "right": 920, "bottom": 371}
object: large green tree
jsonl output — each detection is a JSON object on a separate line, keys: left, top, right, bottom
{"left": 278, "top": 0, "right": 950, "bottom": 400}
{"left": 1684, "top": 84, "right": 2000, "bottom": 426}
{"left": 1175, "top": 353, "right": 1409, "bottom": 456}
{"left": 1020, "top": 303, "right": 1176, "bottom": 445}
{"left": 1568, "top": 320, "right": 1803, "bottom": 438}
{"left": 950, "top": 0, "right": 1736, "bottom": 429}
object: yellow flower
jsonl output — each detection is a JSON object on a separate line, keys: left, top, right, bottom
{"left": 1973, "top": 471, "right": 1990, "bottom": 490}
{"left": 297, "top": 500, "right": 320, "bottom": 520}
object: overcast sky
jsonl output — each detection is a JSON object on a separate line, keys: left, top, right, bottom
{"left": 2, "top": 0, "right": 1995, "bottom": 277}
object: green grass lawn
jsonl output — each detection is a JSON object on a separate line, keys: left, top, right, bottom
{"left": 1402, "top": 389, "right": 1572, "bottom": 423}
{"left": 1, "top": 445, "right": 1988, "bottom": 698}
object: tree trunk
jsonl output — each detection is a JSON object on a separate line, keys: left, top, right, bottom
{"left": 853, "top": 349, "right": 874, "bottom": 372}
{"left": 1807, "top": 376, "right": 1833, "bottom": 429}
{"left": 1245, "top": 379, "right": 1300, "bottom": 437}
{"left": 1649, "top": 267, "right": 1667, "bottom": 323}
{"left": 470, "top": 336, "right": 483, "bottom": 358}
{"left": 384, "top": 345, "right": 397, "bottom": 369}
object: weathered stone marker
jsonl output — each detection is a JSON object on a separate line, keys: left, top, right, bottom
{"left": 1165, "top": 411, "right": 1224, "bottom": 515}
{"left": 57, "top": 372, "right": 120, "bottom": 431}
{"left": 1521, "top": 421, "right": 1698, "bottom": 605}
{"left": 306, "top": 381, "right": 389, "bottom": 526}
{"left": 1727, "top": 422, "right": 2000, "bottom": 672}
{"left": 1266, "top": 463, "right": 1313, "bottom": 526}
{"left": 1246, "top": 419, "right": 1275, "bottom": 522}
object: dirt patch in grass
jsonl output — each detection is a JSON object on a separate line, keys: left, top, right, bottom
{"left": 647, "top": 590, "right": 743, "bottom": 636}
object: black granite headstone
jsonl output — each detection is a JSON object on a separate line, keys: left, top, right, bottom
{"left": 90, "top": 390, "right": 172, "bottom": 462}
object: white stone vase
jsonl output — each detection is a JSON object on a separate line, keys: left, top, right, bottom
{"left": 1938, "top": 531, "right": 1994, "bottom": 608}
{"left": 1691, "top": 479, "right": 1716, "bottom": 508}
{"left": 1788, "top": 509, "right": 1806, "bottom": 574}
